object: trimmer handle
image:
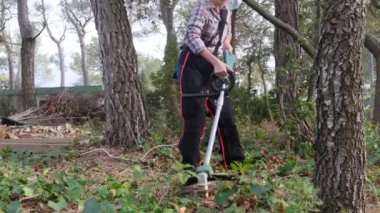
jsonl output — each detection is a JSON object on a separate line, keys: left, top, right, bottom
{"left": 210, "top": 72, "right": 236, "bottom": 92}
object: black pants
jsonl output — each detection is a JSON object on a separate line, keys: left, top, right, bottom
{"left": 178, "top": 48, "right": 244, "bottom": 168}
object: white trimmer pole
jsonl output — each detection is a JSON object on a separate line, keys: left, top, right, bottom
{"left": 203, "top": 85, "right": 225, "bottom": 167}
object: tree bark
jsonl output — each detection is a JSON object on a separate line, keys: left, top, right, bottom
{"left": 274, "top": 0, "right": 300, "bottom": 119}
{"left": 314, "top": 0, "right": 367, "bottom": 211}
{"left": 90, "top": 0, "right": 148, "bottom": 148}
{"left": 17, "top": 0, "right": 37, "bottom": 110}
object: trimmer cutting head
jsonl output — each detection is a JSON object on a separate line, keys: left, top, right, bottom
{"left": 195, "top": 172, "right": 238, "bottom": 191}
{"left": 195, "top": 165, "right": 238, "bottom": 191}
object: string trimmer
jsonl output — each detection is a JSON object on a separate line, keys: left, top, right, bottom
{"left": 183, "top": 72, "right": 237, "bottom": 191}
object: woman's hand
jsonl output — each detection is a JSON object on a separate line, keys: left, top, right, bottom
{"left": 222, "top": 42, "right": 233, "bottom": 53}
{"left": 214, "top": 59, "right": 229, "bottom": 77}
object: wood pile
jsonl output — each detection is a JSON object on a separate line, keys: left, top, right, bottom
{"left": 0, "top": 93, "right": 103, "bottom": 139}
{"left": 0, "top": 123, "right": 89, "bottom": 139}
{"left": 8, "top": 92, "right": 105, "bottom": 126}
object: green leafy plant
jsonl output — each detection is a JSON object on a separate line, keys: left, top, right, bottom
{"left": 366, "top": 123, "right": 380, "bottom": 165}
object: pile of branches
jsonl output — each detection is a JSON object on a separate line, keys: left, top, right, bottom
{"left": 9, "top": 93, "right": 105, "bottom": 125}
{"left": 0, "top": 123, "right": 89, "bottom": 139}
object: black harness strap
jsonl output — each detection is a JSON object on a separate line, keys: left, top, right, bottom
{"left": 213, "top": 9, "right": 228, "bottom": 55}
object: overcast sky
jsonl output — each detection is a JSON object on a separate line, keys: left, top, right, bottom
{"left": 7, "top": 0, "right": 165, "bottom": 87}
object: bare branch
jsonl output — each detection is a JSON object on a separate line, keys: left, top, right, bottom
{"left": 40, "top": 0, "right": 66, "bottom": 44}
{"left": 32, "top": 24, "right": 45, "bottom": 40}
{"left": 242, "top": 0, "right": 317, "bottom": 58}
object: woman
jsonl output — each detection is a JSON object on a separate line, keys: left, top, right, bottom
{"left": 177, "top": 0, "right": 245, "bottom": 169}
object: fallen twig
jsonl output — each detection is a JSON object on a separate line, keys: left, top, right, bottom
{"left": 80, "top": 148, "right": 140, "bottom": 163}
{"left": 140, "top": 144, "right": 176, "bottom": 160}
{"left": 19, "top": 194, "right": 42, "bottom": 202}
{"left": 80, "top": 144, "right": 176, "bottom": 164}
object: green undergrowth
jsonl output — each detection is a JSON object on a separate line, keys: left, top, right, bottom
{"left": 0, "top": 121, "right": 379, "bottom": 212}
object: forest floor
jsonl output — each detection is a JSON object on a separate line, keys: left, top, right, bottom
{"left": 0, "top": 120, "right": 379, "bottom": 212}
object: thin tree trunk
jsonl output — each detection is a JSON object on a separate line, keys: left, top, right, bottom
{"left": 307, "top": 0, "right": 322, "bottom": 101}
{"left": 365, "top": 34, "right": 380, "bottom": 124}
{"left": 41, "top": 0, "right": 66, "bottom": 87}
{"left": 231, "top": 9, "right": 237, "bottom": 50}
{"left": 314, "top": 0, "right": 367, "bottom": 211}
{"left": 57, "top": 43, "right": 65, "bottom": 87}
{"left": 90, "top": 0, "right": 148, "bottom": 148}
{"left": 4, "top": 38, "right": 15, "bottom": 89}
{"left": 78, "top": 33, "right": 89, "bottom": 85}
{"left": 1, "top": 0, "right": 14, "bottom": 89}
{"left": 247, "top": 61, "right": 253, "bottom": 92}
{"left": 258, "top": 62, "right": 273, "bottom": 121}
{"left": 373, "top": 56, "right": 380, "bottom": 123}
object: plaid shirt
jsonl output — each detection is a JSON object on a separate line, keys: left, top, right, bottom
{"left": 183, "top": 0, "right": 231, "bottom": 55}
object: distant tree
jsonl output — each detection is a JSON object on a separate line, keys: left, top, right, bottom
{"left": 367, "top": 34, "right": 380, "bottom": 124}
{"left": 17, "top": 0, "right": 45, "bottom": 110}
{"left": 90, "top": 0, "right": 148, "bottom": 147}
{"left": 366, "top": 4, "right": 380, "bottom": 124}
{"left": 274, "top": 0, "right": 300, "bottom": 122}
{"left": 64, "top": 0, "right": 92, "bottom": 86}
{"left": 0, "top": 0, "right": 16, "bottom": 89}
{"left": 234, "top": 1, "right": 273, "bottom": 93}
{"left": 70, "top": 36, "right": 102, "bottom": 85}
{"left": 39, "top": 0, "right": 67, "bottom": 87}
{"left": 34, "top": 52, "right": 53, "bottom": 86}
{"left": 150, "top": 0, "right": 179, "bottom": 128}
{"left": 137, "top": 53, "right": 161, "bottom": 91}
{"left": 314, "top": 0, "right": 367, "bottom": 211}
{"left": 2, "top": 32, "right": 14, "bottom": 89}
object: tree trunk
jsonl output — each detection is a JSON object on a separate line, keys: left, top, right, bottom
{"left": 90, "top": 0, "right": 148, "bottom": 148}
{"left": 258, "top": 62, "right": 273, "bottom": 121}
{"left": 57, "top": 43, "right": 66, "bottom": 87}
{"left": 373, "top": 56, "right": 380, "bottom": 123}
{"left": 1, "top": 1, "right": 14, "bottom": 89}
{"left": 17, "top": 0, "right": 37, "bottom": 110}
{"left": 231, "top": 9, "right": 237, "bottom": 50}
{"left": 78, "top": 33, "right": 89, "bottom": 85}
{"left": 247, "top": 60, "right": 253, "bottom": 92}
{"left": 159, "top": 0, "right": 179, "bottom": 128}
{"left": 307, "top": 0, "right": 322, "bottom": 101}
{"left": 4, "top": 36, "right": 15, "bottom": 89}
{"left": 314, "top": 0, "right": 367, "bottom": 211}
{"left": 274, "top": 0, "right": 300, "bottom": 119}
